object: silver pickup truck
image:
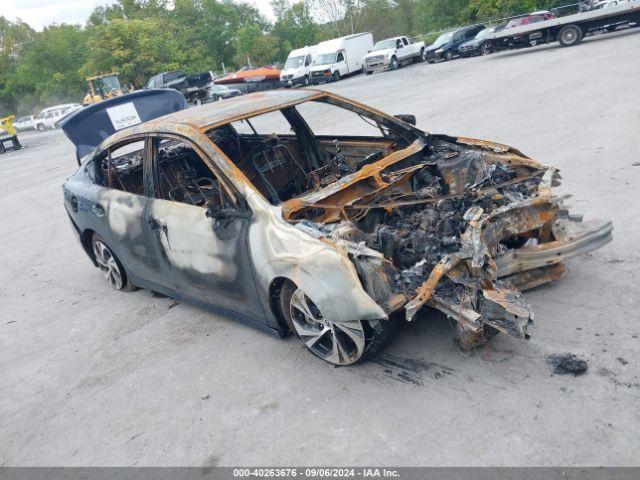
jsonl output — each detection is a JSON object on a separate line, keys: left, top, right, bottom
{"left": 364, "top": 36, "right": 427, "bottom": 73}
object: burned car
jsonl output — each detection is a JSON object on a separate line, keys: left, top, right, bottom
{"left": 62, "top": 89, "right": 612, "bottom": 365}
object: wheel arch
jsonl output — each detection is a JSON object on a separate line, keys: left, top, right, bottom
{"left": 81, "top": 228, "right": 98, "bottom": 266}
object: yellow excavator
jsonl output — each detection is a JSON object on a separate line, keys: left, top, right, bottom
{"left": 83, "top": 73, "right": 125, "bottom": 105}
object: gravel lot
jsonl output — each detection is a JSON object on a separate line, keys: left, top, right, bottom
{"left": 1, "top": 29, "right": 639, "bottom": 467}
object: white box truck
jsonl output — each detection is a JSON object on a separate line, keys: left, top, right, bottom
{"left": 309, "top": 33, "right": 374, "bottom": 84}
{"left": 280, "top": 46, "right": 318, "bottom": 87}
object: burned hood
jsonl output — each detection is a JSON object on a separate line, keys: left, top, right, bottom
{"left": 61, "top": 89, "right": 188, "bottom": 160}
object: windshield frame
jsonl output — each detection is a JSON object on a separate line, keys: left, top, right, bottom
{"left": 433, "top": 31, "right": 455, "bottom": 47}
{"left": 372, "top": 39, "right": 397, "bottom": 51}
{"left": 315, "top": 53, "right": 337, "bottom": 66}
{"left": 284, "top": 55, "right": 306, "bottom": 69}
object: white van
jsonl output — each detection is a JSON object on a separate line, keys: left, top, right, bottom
{"left": 280, "top": 46, "right": 318, "bottom": 87}
{"left": 34, "top": 103, "right": 82, "bottom": 131}
{"left": 309, "top": 33, "right": 374, "bottom": 84}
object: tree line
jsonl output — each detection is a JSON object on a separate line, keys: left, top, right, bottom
{"left": 0, "top": 0, "right": 566, "bottom": 115}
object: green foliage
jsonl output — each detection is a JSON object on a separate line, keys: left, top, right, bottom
{"left": 1, "top": 0, "right": 575, "bottom": 115}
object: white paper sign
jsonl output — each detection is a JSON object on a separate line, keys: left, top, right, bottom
{"left": 106, "top": 102, "right": 142, "bottom": 131}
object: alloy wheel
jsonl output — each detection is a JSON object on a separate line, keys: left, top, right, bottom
{"left": 289, "top": 288, "right": 365, "bottom": 365}
{"left": 93, "top": 240, "right": 124, "bottom": 290}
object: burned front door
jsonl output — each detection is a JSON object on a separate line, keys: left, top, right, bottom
{"left": 143, "top": 136, "right": 267, "bottom": 323}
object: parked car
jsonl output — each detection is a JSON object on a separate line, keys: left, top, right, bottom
{"left": 208, "top": 84, "right": 242, "bottom": 101}
{"left": 61, "top": 89, "right": 611, "bottom": 365}
{"left": 280, "top": 46, "right": 318, "bottom": 87}
{"left": 502, "top": 11, "right": 559, "bottom": 47}
{"left": 424, "top": 24, "right": 485, "bottom": 62}
{"left": 34, "top": 104, "right": 82, "bottom": 131}
{"left": 146, "top": 70, "right": 215, "bottom": 104}
{"left": 505, "top": 11, "right": 558, "bottom": 29}
{"left": 458, "top": 27, "right": 497, "bottom": 57}
{"left": 13, "top": 115, "right": 36, "bottom": 131}
{"left": 309, "top": 33, "right": 373, "bottom": 83}
{"left": 363, "top": 36, "right": 426, "bottom": 73}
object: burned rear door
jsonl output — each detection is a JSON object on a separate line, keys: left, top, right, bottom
{"left": 143, "top": 135, "right": 268, "bottom": 323}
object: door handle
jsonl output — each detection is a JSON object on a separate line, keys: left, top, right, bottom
{"left": 92, "top": 203, "right": 105, "bottom": 217}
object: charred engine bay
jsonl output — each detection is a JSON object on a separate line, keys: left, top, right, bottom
{"left": 289, "top": 137, "right": 553, "bottom": 344}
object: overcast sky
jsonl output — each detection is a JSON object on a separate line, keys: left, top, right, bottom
{"left": 3, "top": 0, "right": 275, "bottom": 30}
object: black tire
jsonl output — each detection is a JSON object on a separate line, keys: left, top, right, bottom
{"left": 419, "top": 48, "right": 427, "bottom": 62}
{"left": 390, "top": 57, "right": 399, "bottom": 70}
{"left": 303, "top": 75, "right": 310, "bottom": 86}
{"left": 91, "top": 233, "right": 136, "bottom": 291}
{"left": 332, "top": 71, "right": 341, "bottom": 82}
{"left": 37, "top": 124, "right": 45, "bottom": 132}
{"left": 481, "top": 43, "right": 491, "bottom": 56}
{"left": 365, "top": 70, "right": 372, "bottom": 75}
{"left": 279, "top": 280, "right": 398, "bottom": 365}
{"left": 558, "top": 25, "right": 583, "bottom": 47}
{"left": 444, "top": 51, "right": 454, "bottom": 61}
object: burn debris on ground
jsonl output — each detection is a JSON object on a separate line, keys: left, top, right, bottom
{"left": 547, "top": 354, "right": 589, "bottom": 376}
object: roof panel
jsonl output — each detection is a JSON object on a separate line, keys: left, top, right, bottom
{"left": 160, "top": 89, "right": 325, "bottom": 130}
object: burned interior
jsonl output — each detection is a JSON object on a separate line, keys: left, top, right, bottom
{"left": 203, "top": 96, "right": 612, "bottom": 349}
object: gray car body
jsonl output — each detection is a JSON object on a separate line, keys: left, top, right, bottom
{"left": 63, "top": 90, "right": 389, "bottom": 336}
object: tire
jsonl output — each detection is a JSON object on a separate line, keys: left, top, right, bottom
{"left": 365, "top": 70, "right": 372, "bottom": 75}
{"left": 91, "top": 233, "right": 135, "bottom": 291}
{"left": 558, "top": 25, "right": 583, "bottom": 47}
{"left": 390, "top": 57, "right": 399, "bottom": 70}
{"left": 419, "top": 48, "right": 427, "bottom": 62}
{"left": 303, "top": 75, "right": 310, "bottom": 87}
{"left": 481, "top": 43, "right": 491, "bottom": 56}
{"left": 444, "top": 51, "right": 454, "bottom": 61}
{"left": 279, "top": 280, "right": 398, "bottom": 365}
{"left": 332, "top": 71, "right": 341, "bottom": 82}
{"left": 37, "top": 124, "right": 45, "bottom": 132}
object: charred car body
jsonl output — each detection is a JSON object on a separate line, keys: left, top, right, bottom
{"left": 61, "top": 89, "right": 612, "bottom": 365}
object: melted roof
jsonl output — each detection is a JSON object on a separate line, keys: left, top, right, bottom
{"left": 155, "top": 89, "right": 325, "bottom": 131}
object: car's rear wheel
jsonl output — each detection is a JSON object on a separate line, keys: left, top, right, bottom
{"left": 91, "top": 234, "right": 135, "bottom": 291}
{"left": 558, "top": 25, "right": 583, "bottom": 47}
{"left": 279, "top": 281, "right": 397, "bottom": 366}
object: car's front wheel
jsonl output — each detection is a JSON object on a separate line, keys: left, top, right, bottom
{"left": 279, "top": 281, "right": 398, "bottom": 365}
{"left": 37, "top": 124, "right": 45, "bottom": 132}
{"left": 444, "top": 51, "right": 454, "bottom": 61}
{"left": 91, "top": 234, "right": 135, "bottom": 291}
{"left": 481, "top": 43, "right": 491, "bottom": 56}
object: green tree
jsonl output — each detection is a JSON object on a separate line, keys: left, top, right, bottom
{"left": 273, "top": 1, "right": 318, "bottom": 58}
{"left": 6, "top": 24, "right": 88, "bottom": 113}
{"left": 82, "top": 18, "right": 180, "bottom": 87}
{"left": 234, "top": 25, "right": 279, "bottom": 66}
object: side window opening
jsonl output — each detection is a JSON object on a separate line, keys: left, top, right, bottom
{"left": 206, "top": 99, "right": 410, "bottom": 206}
{"left": 207, "top": 110, "right": 308, "bottom": 204}
{"left": 154, "top": 137, "right": 234, "bottom": 211}
{"left": 337, "top": 52, "right": 345, "bottom": 62}
{"left": 403, "top": 37, "right": 409, "bottom": 46}
{"left": 95, "top": 139, "right": 146, "bottom": 194}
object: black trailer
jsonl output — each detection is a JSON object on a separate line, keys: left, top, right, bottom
{"left": 491, "top": 2, "right": 640, "bottom": 49}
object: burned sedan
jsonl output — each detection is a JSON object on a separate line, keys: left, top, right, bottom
{"left": 62, "top": 89, "right": 612, "bottom": 366}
